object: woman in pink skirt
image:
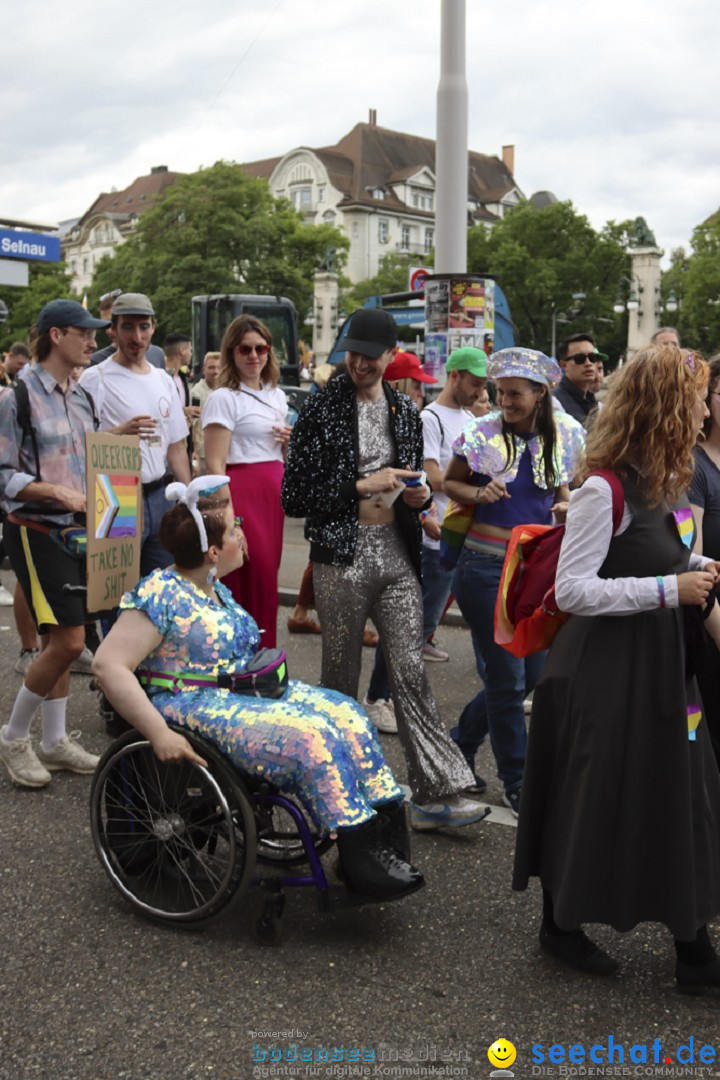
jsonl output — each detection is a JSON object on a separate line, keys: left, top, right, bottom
{"left": 203, "top": 315, "right": 290, "bottom": 646}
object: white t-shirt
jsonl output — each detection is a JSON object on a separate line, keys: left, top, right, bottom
{"left": 202, "top": 385, "right": 288, "bottom": 464}
{"left": 420, "top": 402, "right": 474, "bottom": 550}
{"left": 79, "top": 360, "right": 188, "bottom": 482}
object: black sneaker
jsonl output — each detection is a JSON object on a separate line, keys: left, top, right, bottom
{"left": 463, "top": 773, "right": 487, "bottom": 795}
{"left": 502, "top": 788, "right": 521, "bottom": 818}
{"left": 539, "top": 923, "right": 619, "bottom": 976}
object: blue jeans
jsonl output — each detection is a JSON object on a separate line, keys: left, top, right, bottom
{"left": 140, "top": 487, "right": 174, "bottom": 577}
{"left": 367, "top": 545, "right": 454, "bottom": 702}
{"left": 451, "top": 549, "right": 546, "bottom": 793}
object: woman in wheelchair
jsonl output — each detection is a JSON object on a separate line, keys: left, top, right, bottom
{"left": 93, "top": 476, "right": 424, "bottom": 904}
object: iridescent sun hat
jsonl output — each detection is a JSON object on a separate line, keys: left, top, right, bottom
{"left": 487, "top": 347, "right": 562, "bottom": 389}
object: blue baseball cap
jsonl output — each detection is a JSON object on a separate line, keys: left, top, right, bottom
{"left": 37, "top": 300, "right": 110, "bottom": 334}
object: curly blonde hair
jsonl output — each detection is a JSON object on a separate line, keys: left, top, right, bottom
{"left": 581, "top": 345, "right": 708, "bottom": 505}
{"left": 217, "top": 314, "right": 280, "bottom": 390}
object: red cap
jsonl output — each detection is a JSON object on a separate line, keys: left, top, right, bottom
{"left": 383, "top": 351, "right": 437, "bottom": 384}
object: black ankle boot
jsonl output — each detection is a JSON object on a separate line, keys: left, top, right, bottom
{"left": 336, "top": 816, "right": 424, "bottom": 902}
{"left": 374, "top": 799, "right": 411, "bottom": 861}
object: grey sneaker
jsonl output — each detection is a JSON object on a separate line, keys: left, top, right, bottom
{"left": 70, "top": 645, "right": 95, "bottom": 675}
{"left": 422, "top": 641, "right": 449, "bottom": 662}
{"left": 410, "top": 794, "right": 491, "bottom": 831}
{"left": 362, "top": 696, "right": 398, "bottom": 734}
{"left": 14, "top": 648, "right": 39, "bottom": 676}
{"left": 0, "top": 732, "right": 52, "bottom": 788}
{"left": 36, "top": 732, "right": 99, "bottom": 774}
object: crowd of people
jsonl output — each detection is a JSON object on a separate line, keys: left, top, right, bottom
{"left": 2, "top": 292, "right": 720, "bottom": 990}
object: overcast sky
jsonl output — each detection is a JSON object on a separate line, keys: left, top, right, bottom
{"left": 2, "top": 0, "right": 718, "bottom": 260}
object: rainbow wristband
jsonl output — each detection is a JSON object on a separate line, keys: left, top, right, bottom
{"left": 656, "top": 575, "right": 666, "bottom": 608}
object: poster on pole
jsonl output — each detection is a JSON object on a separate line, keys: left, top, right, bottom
{"left": 85, "top": 432, "right": 143, "bottom": 611}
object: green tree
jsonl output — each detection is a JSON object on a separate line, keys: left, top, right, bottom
{"left": 345, "top": 252, "right": 427, "bottom": 312}
{"left": 467, "top": 201, "right": 631, "bottom": 361}
{"left": 662, "top": 215, "right": 720, "bottom": 353}
{"left": 0, "top": 261, "right": 76, "bottom": 349}
{"left": 89, "top": 161, "right": 349, "bottom": 342}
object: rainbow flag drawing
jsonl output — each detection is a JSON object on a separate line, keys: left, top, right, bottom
{"left": 95, "top": 474, "right": 139, "bottom": 539}
{"left": 687, "top": 704, "right": 702, "bottom": 742}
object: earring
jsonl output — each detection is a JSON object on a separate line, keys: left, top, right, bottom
{"left": 206, "top": 565, "right": 217, "bottom": 585}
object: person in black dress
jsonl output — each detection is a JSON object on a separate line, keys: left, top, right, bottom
{"left": 513, "top": 345, "right": 720, "bottom": 993}
{"left": 689, "top": 354, "right": 720, "bottom": 766}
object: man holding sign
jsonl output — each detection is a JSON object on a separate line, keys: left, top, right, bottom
{"left": 79, "top": 293, "right": 190, "bottom": 575}
{"left": 0, "top": 300, "right": 106, "bottom": 788}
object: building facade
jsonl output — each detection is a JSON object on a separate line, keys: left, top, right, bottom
{"left": 243, "top": 119, "right": 523, "bottom": 283}
{"left": 61, "top": 166, "right": 181, "bottom": 294}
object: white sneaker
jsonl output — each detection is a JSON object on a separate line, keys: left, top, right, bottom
{"left": 0, "top": 584, "right": 13, "bottom": 606}
{"left": 523, "top": 693, "right": 534, "bottom": 715}
{"left": 70, "top": 645, "right": 95, "bottom": 675}
{"left": 14, "top": 648, "right": 39, "bottom": 676}
{"left": 361, "top": 695, "right": 398, "bottom": 734}
{"left": 0, "top": 731, "right": 52, "bottom": 788}
{"left": 36, "top": 732, "right": 100, "bottom": 774}
{"left": 422, "top": 641, "right": 449, "bottom": 662}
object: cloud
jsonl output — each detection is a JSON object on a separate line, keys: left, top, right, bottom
{"left": 2, "top": 0, "right": 719, "bottom": 263}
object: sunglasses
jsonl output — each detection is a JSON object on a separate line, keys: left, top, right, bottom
{"left": 568, "top": 353, "right": 599, "bottom": 364}
{"left": 236, "top": 343, "right": 269, "bottom": 357}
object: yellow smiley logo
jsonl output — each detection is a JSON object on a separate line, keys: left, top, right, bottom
{"left": 488, "top": 1040, "right": 517, "bottom": 1069}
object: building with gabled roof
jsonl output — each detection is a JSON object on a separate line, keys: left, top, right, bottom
{"left": 242, "top": 117, "right": 522, "bottom": 282}
{"left": 61, "top": 166, "right": 181, "bottom": 293}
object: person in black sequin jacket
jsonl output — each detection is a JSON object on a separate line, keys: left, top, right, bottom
{"left": 281, "top": 372, "right": 426, "bottom": 575}
{"left": 281, "top": 308, "right": 482, "bottom": 827}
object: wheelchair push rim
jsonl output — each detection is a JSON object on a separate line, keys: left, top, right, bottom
{"left": 90, "top": 732, "right": 256, "bottom": 926}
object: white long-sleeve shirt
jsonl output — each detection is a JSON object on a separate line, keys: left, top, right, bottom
{"left": 555, "top": 475, "right": 711, "bottom": 616}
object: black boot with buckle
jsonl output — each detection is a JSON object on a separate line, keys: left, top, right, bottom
{"left": 336, "top": 814, "right": 424, "bottom": 902}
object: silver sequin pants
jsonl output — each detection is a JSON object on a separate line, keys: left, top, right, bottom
{"left": 314, "top": 524, "right": 474, "bottom": 804}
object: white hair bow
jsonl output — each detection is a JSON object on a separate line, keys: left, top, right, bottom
{"left": 165, "top": 475, "right": 230, "bottom": 552}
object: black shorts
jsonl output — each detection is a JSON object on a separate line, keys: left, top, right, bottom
{"left": 3, "top": 520, "right": 86, "bottom": 630}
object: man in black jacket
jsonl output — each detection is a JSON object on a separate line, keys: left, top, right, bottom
{"left": 553, "top": 333, "right": 608, "bottom": 427}
{"left": 282, "top": 309, "right": 487, "bottom": 832}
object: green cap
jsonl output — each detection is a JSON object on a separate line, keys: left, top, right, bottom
{"left": 446, "top": 347, "right": 487, "bottom": 378}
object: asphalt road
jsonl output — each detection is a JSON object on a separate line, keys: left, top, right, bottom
{"left": 1, "top": 538, "right": 719, "bottom": 1080}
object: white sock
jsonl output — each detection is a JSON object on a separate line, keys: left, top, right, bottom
{"left": 41, "top": 697, "right": 68, "bottom": 751}
{"left": 3, "top": 685, "right": 46, "bottom": 742}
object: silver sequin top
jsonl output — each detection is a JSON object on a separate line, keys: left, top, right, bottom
{"left": 357, "top": 397, "right": 394, "bottom": 478}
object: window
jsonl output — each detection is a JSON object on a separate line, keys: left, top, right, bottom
{"left": 317, "top": 185, "right": 325, "bottom": 203}
{"left": 371, "top": 187, "right": 385, "bottom": 200}
{"left": 400, "top": 225, "right": 411, "bottom": 250}
{"left": 291, "top": 186, "right": 312, "bottom": 211}
{"left": 378, "top": 219, "right": 389, "bottom": 244}
{"left": 323, "top": 211, "right": 336, "bottom": 224}
{"left": 352, "top": 222, "right": 359, "bottom": 238}
{"left": 82, "top": 257, "right": 89, "bottom": 274}
{"left": 424, "top": 228, "right": 434, "bottom": 254}
{"left": 412, "top": 191, "right": 420, "bottom": 208}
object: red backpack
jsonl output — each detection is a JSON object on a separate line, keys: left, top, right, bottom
{"left": 494, "top": 470, "right": 624, "bottom": 657}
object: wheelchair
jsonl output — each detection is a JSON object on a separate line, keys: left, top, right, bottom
{"left": 90, "top": 725, "right": 339, "bottom": 944}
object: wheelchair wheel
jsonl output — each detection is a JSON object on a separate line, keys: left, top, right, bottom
{"left": 90, "top": 729, "right": 256, "bottom": 928}
{"left": 255, "top": 795, "right": 333, "bottom": 866}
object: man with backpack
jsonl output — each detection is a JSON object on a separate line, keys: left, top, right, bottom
{"left": 0, "top": 299, "right": 108, "bottom": 788}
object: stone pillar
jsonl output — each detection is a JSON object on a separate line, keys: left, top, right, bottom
{"left": 312, "top": 272, "right": 339, "bottom": 362}
{"left": 626, "top": 246, "right": 663, "bottom": 359}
